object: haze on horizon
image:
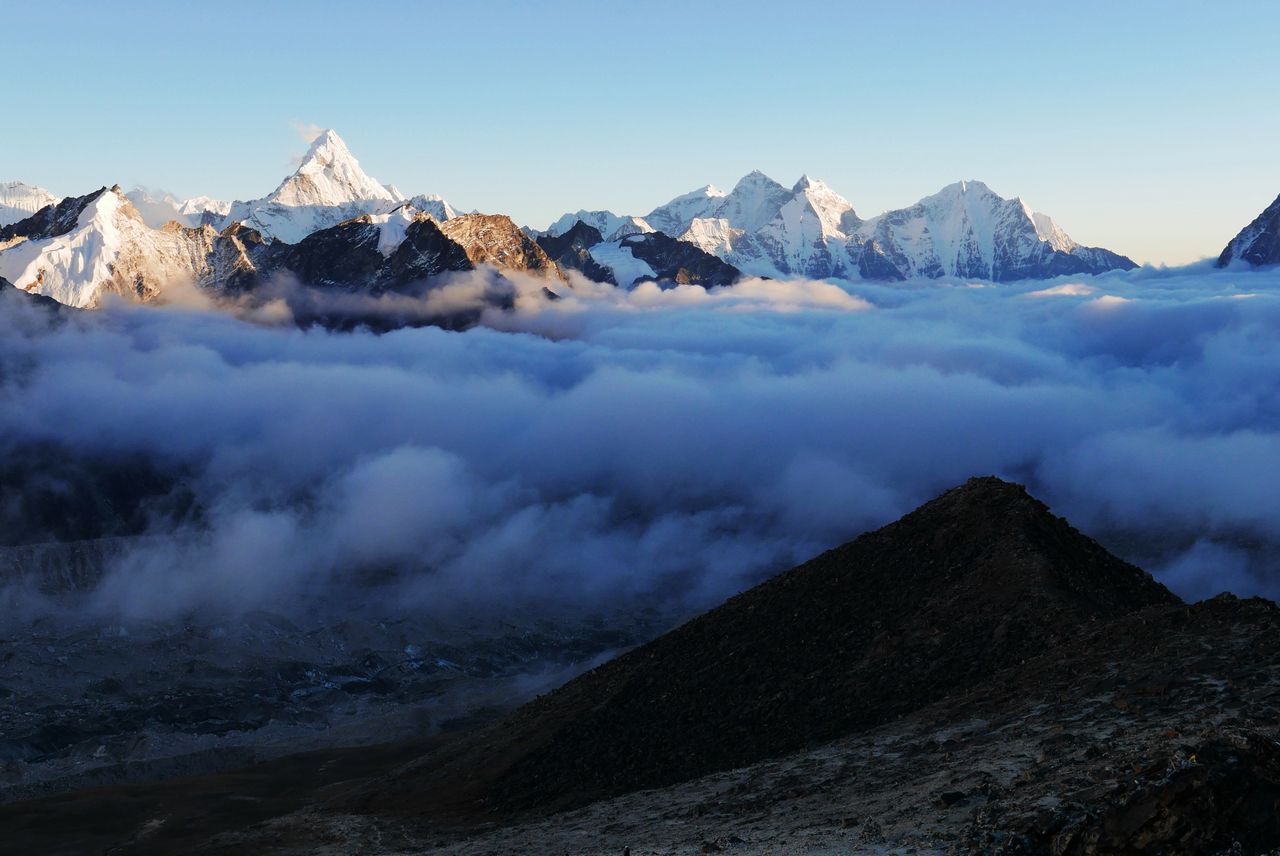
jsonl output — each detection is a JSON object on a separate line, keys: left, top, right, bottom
{"left": 3, "top": 0, "right": 1277, "bottom": 268}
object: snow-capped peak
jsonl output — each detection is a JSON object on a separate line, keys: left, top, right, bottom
{"left": 408, "top": 193, "right": 459, "bottom": 223}
{"left": 713, "top": 171, "right": 793, "bottom": 235}
{"left": 274, "top": 129, "right": 399, "bottom": 209}
{"left": 644, "top": 184, "right": 727, "bottom": 234}
{"left": 125, "top": 189, "right": 232, "bottom": 229}
{"left": 0, "top": 181, "right": 61, "bottom": 227}
{"left": 0, "top": 187, "right": 126, "bottom": 307}
{"left": 545, "top": 210, "right": 654, "bottom": 242}
{"left": 221, "top": 129, "right": 406, "bottom": 244}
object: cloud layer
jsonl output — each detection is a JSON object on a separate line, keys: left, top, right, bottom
{"left": 2, "top": 261, "right": 1279, "bottom": 618}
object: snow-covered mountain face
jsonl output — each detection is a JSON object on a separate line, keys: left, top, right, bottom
{"left": 711, "top": 171, "right": 797, "bottom": 236}
{"left": 544, "top": 209, "right": 654, "bottom": 243}
{"left": 0, "top": 182, "right": 60, "bottom": 227}
{"left": 1217, "top": 192, "right": 1280, "bottom": 268}
{"left": 126, "top": 189, "right": 231, "bottom": 229}
{"left": 219, "top": 130, "right": 406, "bottom": 244}
{"left": 849, "top": 180, "right": 1135, "bottom": 281}
{"left": 0, "top": 185, "right": 559, "bottom": 311}
{"left": 643, "top": 185, "right": 725, "bottom": 235}
{"left": 545, "top": 172, "right": 1135, "bottom": 281}
{"left": 0, "top": 187, "right": 273, "bottom": 308}
{"left": 670, "top": 174, "right": 1134, "bottom": 281}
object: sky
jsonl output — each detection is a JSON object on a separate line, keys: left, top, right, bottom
{"left": 3, "top": 1, "right": 1279, "bottom": 263}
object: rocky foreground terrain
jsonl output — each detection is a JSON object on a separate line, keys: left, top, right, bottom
{"left": 3, "top": 478, "right": 1279, "bottom": 855}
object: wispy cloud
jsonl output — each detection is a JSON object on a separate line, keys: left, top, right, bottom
{"left": 288, "top": 119, "right": 325, "bottom": 144}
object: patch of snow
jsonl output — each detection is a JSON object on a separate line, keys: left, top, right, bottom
{"left": 369, "top": 206, "right": 417, "bottom": 258}
{"left": 586, "top": 241, "right": 658, "bottom": 289}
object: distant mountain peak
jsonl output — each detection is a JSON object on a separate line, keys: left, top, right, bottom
{"left": 0, "top": 181, "right": 61, "bottom": 228}
{"left": 1217, "top": 192, "right": 1280, "bottom": 268}
{"left": 301, "top": 128, "right": 347, "bottom": 160}
{"left": 219, "top": 129, "right": 405, "bottom": 244}
{"left": 271, "top": 129, "right": 399, "bottom": 208}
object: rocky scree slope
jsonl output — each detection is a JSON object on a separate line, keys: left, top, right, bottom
{"left": 6, "top": 589, "right": 1279, "bottom": 856}
{"left": 1218, "top": 192, "right": 1280, "bottom": 267}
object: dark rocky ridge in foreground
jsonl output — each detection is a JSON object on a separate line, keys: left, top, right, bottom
{"left": 466, "top": 477, "right": 1180, "bottom": 810}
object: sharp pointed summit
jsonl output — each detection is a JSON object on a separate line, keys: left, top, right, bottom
{"left": 222, "top": 129, "right": 405, "bottom": 244}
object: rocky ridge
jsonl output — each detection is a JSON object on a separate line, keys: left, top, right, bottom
{"left": 537, "top": 219, "right": 742, "bottom": 288}
{"left": 534, "top": 221, "right": 618, "bottom": 285}
{"left": 1218, "top": 192, "right": 1280, "bottom": 268}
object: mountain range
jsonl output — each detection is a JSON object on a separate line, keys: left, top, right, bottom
{"left": 543, "top": 171, "right": 1138, "bottom": 282}
{"left": 4, "top": 129, "right": 1279, "bottom": 317}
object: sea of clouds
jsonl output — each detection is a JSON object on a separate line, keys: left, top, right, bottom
{"left": 2, "top": 261, "right": 1278, "bottom": 620}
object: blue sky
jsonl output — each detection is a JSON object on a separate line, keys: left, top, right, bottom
{"left": 4, "top": 0, "right": 1278, "bottom": 265}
